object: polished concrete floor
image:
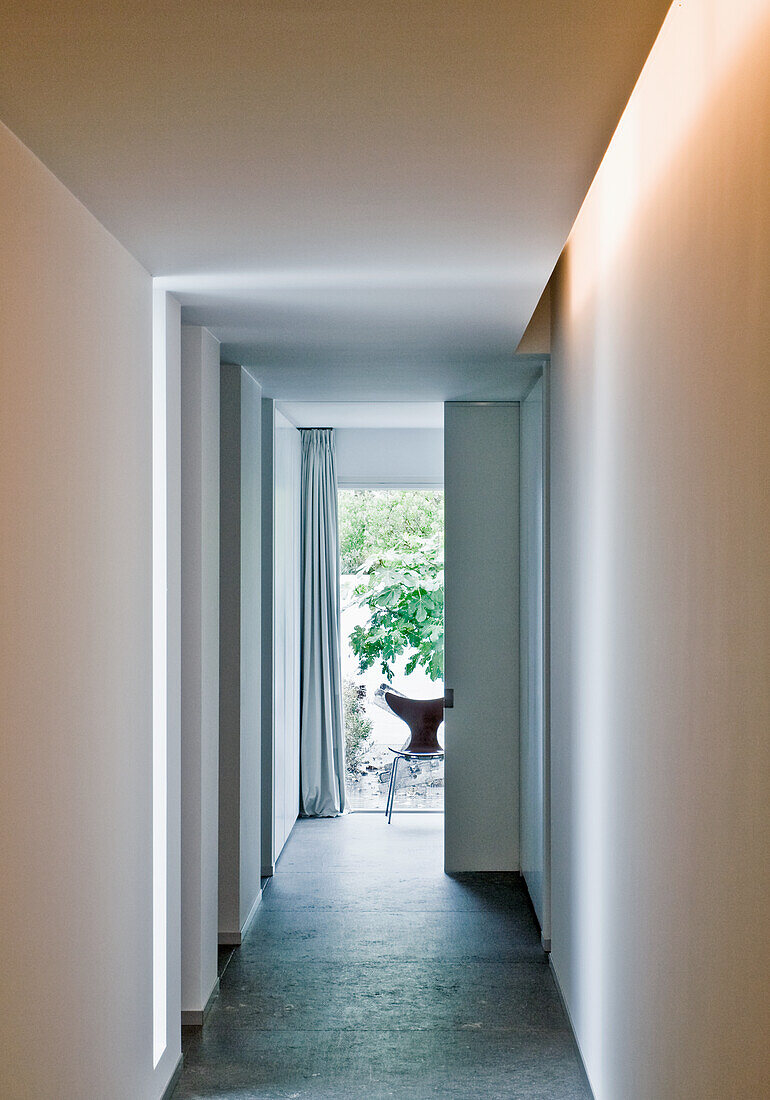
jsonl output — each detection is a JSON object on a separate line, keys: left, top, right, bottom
{"left": 172, "top": 814, "right": 592, "bottom": 1099}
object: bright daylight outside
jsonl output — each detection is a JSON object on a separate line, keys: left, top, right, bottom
{"left": 339, "top": 489, "right": 444, "bottom": 812}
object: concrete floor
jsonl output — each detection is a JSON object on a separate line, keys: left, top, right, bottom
{"left": 172, "top": 814, "right": 592, "bottom": 1100}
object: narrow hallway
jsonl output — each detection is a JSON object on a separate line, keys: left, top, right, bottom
{"left": 173, "top": 815, "right": 591, "bottom": 1099}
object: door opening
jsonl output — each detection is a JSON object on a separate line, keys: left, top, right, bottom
{"left": 338, "top": 488, "right": 445, "bottom": 813}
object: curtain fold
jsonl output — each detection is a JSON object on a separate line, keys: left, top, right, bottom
{"left": 299, "top": 429, "right": 347, "bottom": 816}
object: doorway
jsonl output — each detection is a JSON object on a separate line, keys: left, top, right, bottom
{"left": 338, "top": 488, "right": 445, "bottom": 813}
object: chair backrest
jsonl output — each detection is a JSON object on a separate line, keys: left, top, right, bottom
{"left": 384, "top": 692, "right": 444, "bottom": 753}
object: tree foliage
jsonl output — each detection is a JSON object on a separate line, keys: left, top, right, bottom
{"left": 338, "top": 490, "right": 443, "bottom": 574}
{"left": 342, "top": 678, "right": 373, "bottom": 776}
{"left": 349, "top": 534, "right": 444, "bottom": 682}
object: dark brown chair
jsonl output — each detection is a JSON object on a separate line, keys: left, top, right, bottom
{"left": 383, "top": 692, "right": 445, "bottom": 822}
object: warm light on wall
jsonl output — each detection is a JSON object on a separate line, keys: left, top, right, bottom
{"left": 152, "top": 286, "right": 168, "bottom": 1067}
{"left": 558, "top": 1, "right": 770, "bottom": 1096}
{"left": 568, "top": 0, "right": 770, "bottom": 317}
{"left": 572, "top": 313, "right": 616, "bottom": 1100}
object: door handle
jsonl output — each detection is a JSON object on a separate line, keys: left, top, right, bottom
{"left": 444, "top": 689, "right": 454, "bottom": 709}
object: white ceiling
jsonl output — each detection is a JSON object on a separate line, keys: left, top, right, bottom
{"left": 0, "top": 0, "right": 670, "bottom": 397}
{"left": 278, "top": 401, "right": 444, "bottom": 429}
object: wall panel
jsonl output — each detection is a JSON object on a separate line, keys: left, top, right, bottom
{"left": 549, "top": 3, "right": 770, "bottom": 1095}
{"left": 0, "top": 121, "right": 179, "bottom": 1099}
{"left": 262, "top": 403, "right": 301, "bottom": 871}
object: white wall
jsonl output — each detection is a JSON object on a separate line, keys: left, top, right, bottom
{"left": 549, "top": 2, "right": 770, "bottom": 1096}
{"left": 218, "top": 365, "right": 241, "bottom": 936}
{"left": 160, "top": 290, "right": 183, "bottom": 1084}
{"left": 444, "top": 402, "right": 520, "bottom": 873}
{"left": 238, "top": 370, "right": 264, "bottom": 928}
{"left": 0, "top": 121, "right": 177, "bottom": 1099}
{"left": 260, "top": 400, "right": 275, "bottom": 874}
{"left": 519, "top": 376, "right": 548, "bottom": 936}
{"left": 180, "top": 326, "right": 220, "bottom": 1019}
{"left": 261, "top": 402, "right": 302, "bottom": 872}
{"left": 336, "top": 428, "right": 443, "bottom": 486}
{"left": 272, "top": 412, "right": 302, "bottom": 858}
{"left": 219, "top": 364, "right": 264, "bottom": 942}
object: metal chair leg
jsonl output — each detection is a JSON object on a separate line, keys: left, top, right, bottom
{"left": 385, "top": 756, "right": 396, "bottom": 820}
{"left": 387, "top": 757, "right": 400, "bottom": 824}
{"left": 385, "top": 759, "right": 394, "bottom": 818}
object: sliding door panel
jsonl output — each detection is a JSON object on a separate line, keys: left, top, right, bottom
{"left": 444, "top": 402, "right": 520, "bottom": 872}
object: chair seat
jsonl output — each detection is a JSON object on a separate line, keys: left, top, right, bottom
{"left": 388, "top": 746, "right": 444, "bottom": 760}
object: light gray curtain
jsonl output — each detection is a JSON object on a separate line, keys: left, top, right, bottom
{"left": 299, "top": 429, "right": 347, "bottom": 816}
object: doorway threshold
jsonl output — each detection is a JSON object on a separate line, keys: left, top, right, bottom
{"left": 348, "top": 808, "right": 444, "bottom": 814}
